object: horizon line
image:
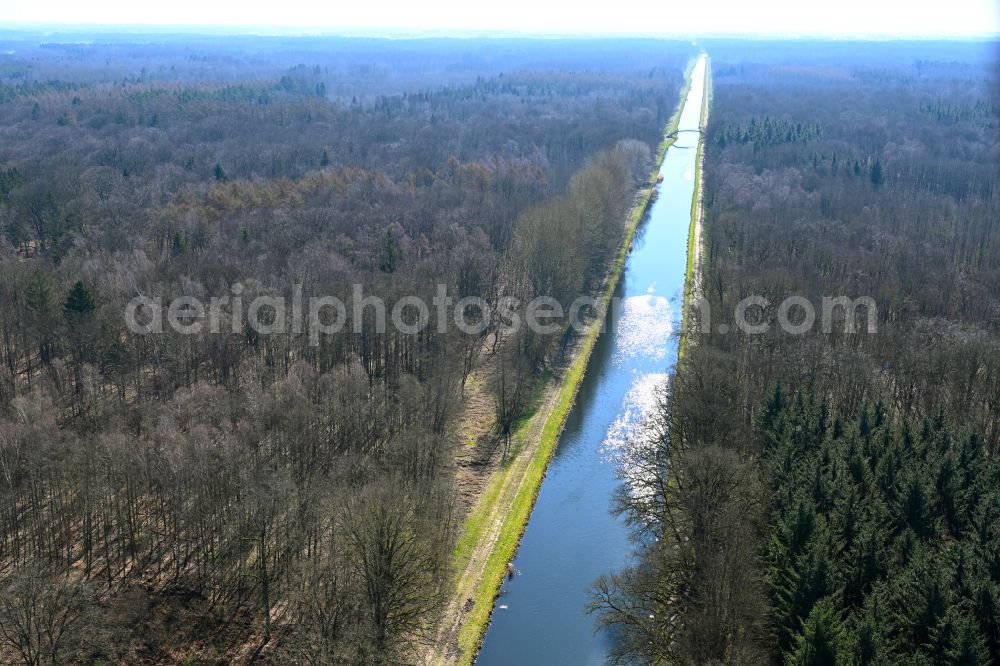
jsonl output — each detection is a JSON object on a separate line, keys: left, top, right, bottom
{"left": 1, "top": 22, "right": 998, "bottom": 42}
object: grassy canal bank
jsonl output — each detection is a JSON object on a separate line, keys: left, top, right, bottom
{"left": 680, "top": 55, "right": 712, "bottom": 361}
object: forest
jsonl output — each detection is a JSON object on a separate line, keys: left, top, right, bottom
{"left": 0, "top": 31, "right": 695, "bottom": 663}
{"left": 591, "top": 40, "right": 1000, "bottom": 665}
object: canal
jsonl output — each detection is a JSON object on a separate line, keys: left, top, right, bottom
{"left": 475, "top": 54, "right": 708, "bottom": 665}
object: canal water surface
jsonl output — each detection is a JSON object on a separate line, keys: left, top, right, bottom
{"left": 475, "top": 55, "right": 708, "bottom": 665}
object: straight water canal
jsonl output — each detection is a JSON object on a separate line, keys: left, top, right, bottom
{"left": 475, "top": 55, "right": 708, "bottom": 666}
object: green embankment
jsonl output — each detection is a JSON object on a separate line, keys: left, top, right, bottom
{"left": 451, "top": 56, "right": 702, "bottom": 665}
{"left": 679, "top": 56, "right": 712, "bottom": 362}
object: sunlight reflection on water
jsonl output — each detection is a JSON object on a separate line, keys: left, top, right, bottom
{"left": 613, "top": 294, "right": 674, "bottom": 364}
{"left": 601, "top": 371, "right": 670, "bottom": 463}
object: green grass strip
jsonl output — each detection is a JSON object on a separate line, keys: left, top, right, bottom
{"left": 679, "top": 57, "right": 712, "bottom": 362}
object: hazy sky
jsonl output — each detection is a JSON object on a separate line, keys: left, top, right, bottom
{"left": 2, "top": 0, "right": 999, "bottom": 37}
